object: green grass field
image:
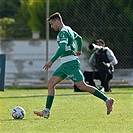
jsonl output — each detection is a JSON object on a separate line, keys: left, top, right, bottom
{"left": 0, "top": 87, "right": 133, "bottom": 133}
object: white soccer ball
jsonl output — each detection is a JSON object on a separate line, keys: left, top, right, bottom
{"left": 12, "top": 106, "right": 25, "bottom": 119}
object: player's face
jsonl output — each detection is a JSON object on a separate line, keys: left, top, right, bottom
{"left": 49, "top": 20, "right": 59, "bottom": 31}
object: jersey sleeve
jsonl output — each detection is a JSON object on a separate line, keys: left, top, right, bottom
{"left": 50, "top": 44, "right": 66, "bottom": 63}
{"left": 74, "top": 31, "right": 82, "bottom": 51}
{"left": 51, "top": 31, "right": 68, "bottom": 63}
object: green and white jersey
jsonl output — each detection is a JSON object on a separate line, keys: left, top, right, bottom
{"left": 51, "top": 26, "right": 82, "bottom": 64}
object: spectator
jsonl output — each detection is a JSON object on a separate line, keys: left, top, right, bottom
{"left": 74, "top": 39, "right": 118, "bottom": 92}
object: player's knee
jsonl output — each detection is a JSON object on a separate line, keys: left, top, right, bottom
{"left": 47, "top": 80, "right": 55, "bottom": 88}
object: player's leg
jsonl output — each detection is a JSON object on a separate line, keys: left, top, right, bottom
{"left": 69, "top": 65, "right": 114, "bottom": 115}
{"left": 65, "top": 60, "right": 114, "bottom": 115}
{"left": 33, "top": 76, "right": 63, "bottom": 118}
{"left": 34, "top": 65, "right": 67, "bottom": 119}
{"left": 75, "top": 81, "right": 114, "bottom": 115}
{"left": 75, "top": 81, "right": 107, "bottom": 99}
{"left": 67, "top": 63, "right": 108, "bottom": 100}
{"left": 46, "top": 76, "right": 63, "bottom": 110}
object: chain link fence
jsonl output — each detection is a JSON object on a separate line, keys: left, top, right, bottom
{"left": 0, "top": 0, "right": 133, "bottom": 88}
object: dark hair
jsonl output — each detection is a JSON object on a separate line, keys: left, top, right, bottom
{"left": 96, "top": 39, "right": 105, "bottom": 44}
{"left": 47, "top": 12, "right": 62, "bottom": 21}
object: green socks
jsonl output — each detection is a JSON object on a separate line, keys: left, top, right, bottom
{"left": 46, "top": 95, "right": 54, "bottom": 110}
{"left": 93, "top": 89, "right": 108, "bottom": 101}
{"left": 45, "top": 90, "right": 107, "bottom": 110}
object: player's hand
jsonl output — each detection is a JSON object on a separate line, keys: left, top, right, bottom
{"left": 43, "top": 61, "right": 53, "bottom": 70}
{"left": 76, "top": 51, "right": 82, "bottom": 56}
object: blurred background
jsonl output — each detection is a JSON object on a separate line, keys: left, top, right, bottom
{"left": 0, "top": 0, "right": 133, "bottom": 88}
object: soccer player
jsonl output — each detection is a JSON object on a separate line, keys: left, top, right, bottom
{"left": 34, "top": 12, "right": 114, "bottom": 119}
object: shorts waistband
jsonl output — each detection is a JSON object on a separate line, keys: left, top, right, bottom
{"left": 61, "top": 55, "right": 78, "bottom": 64}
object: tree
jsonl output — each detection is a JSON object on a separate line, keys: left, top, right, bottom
{"left": 0, "top": 17, "right": 15, "bottom": 38}
{"left": 0, "top": 0, "right": 20, "bottom": 18}
{"left": 1, "top": 0, "right": 132, "bottom": 67}
{"left": 27, "top": 0, "right": 46, "bottom": 32}
{"left": 12, "top": 0, "right": 31, "bottom": 38}
{"left": 0, "top": 0, "right": 21, "bottom": 38}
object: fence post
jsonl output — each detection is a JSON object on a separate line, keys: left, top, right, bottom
{"left": 0, "top": 54, "right": 6, "bottom": 91}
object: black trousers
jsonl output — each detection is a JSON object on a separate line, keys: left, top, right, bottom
{"left": 74, "top": 69, "right": 113, "bottom": 92}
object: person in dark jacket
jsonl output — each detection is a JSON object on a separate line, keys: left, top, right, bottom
{"left": 74, "top": 39, "right": 118, "bottom": 92}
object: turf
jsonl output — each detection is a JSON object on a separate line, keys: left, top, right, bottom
{"left": 0, "top": 87, "right": 133, "bottom": 133}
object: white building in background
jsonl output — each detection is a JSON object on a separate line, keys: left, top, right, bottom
{"left": 1, "top": 40, "right": 133, "bottom": 87}
{"left": 1, "top": 40, "right": 89, "bottom": 86}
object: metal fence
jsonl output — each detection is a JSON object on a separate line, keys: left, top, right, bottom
{"left": 0, "top": 0, "right": 133, "bottom": 88}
